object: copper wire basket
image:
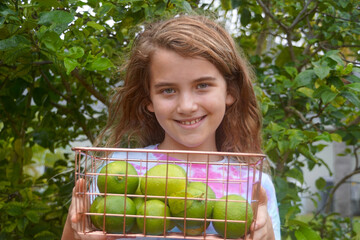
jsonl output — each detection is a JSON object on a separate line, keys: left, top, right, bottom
{"left": 72, "top": 147, "right": 265, "bottom": 239}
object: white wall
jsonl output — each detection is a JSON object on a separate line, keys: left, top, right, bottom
{"left": 300, "top": 142, "right": 334, "bottom": 214}
{"left": 300, "top": 141, "right": 359, "bottom": 216}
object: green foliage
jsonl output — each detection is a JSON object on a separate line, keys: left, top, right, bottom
{"left": 0, "top": 0, "right": 198, "bottom": 239}
{"left": 0, "top": 0, "right": 359, "bottom": 239}
{"left": 0, "top": 139, "right": 73, "bottom": 239}
{"left": 218, "top": 0, "right": 360, "bottom": 238}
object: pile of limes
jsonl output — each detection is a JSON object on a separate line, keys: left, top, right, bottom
{"left": 90, "top": 162, "right": 253, "bottom": 238}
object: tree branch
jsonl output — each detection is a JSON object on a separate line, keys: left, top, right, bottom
{"left": 33, "top": 61, "right": 53, "bottom": 66}
{"left": 71, "top": 68, "right": 109, "bottom": 107}
{"left": 50, "top": 101, "right": 95, "bottom": 143}
{"left": 40, "top": 69, "right": 71, "bottom": 101}
{"left": 315, "top": 169, "right": 360, "bottom": 215}
{"left": 256, "top": 0, "right": 288, "bottom": 31}
{"left": 329, "top": 116, "right": 360, "bottom": 133}
{"left": 289, "top": 0, "right": 318, "bottom": 30}
{"left": 284, "top": 106, "right": 320, "bottom": 131}
{"left": 2, "top": 109, "right": 21, "bottom": 137}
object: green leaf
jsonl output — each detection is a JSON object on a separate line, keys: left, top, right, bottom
{"left": 342, "top": 63, "right": 353, "bottom": 75}
{"left": 34, "top": 231, "right": 57, "bottom": 240}
{"left": 288, "top": 130, "right": 305, "bottom": 150}
{"left": 64, "top": 57, "right": 79, "bottom": 75}
{"left": 38, "top": 10, "right": 74, "bottom": 26}
{"left": 63, "top": 46, "right": 85, "bottom": 59}
{"left": 40, "top": 30, "right": 63, "bottom": 52}
{"left": 285, "top": 167, "right": 304, "bottom": 184}
{"left": 4, "top": 221, "right": 17, "bottom": 233}
{"left": 297, "top": 87, "right": 314, "bottom": 98}
{"left": 264, "top": 139, "right": 277, "bottom": 153}
{"left": 35, "top": 0, "right": 62, "bottom": 7}
{"left": 33, "top": 87, "right": 49, "bottom": 106}
{"left": 284, "top": 66, "right": 298, "bottom": 78}
{"left": 330, "top": 133, "right": 342, "bottom": 142}
{"left": 0, "top": 35, "right": 31, "bottom": 51}
{"left": 314, "top": 132, "right": 332, "bottom": 142}
{"left": 313, "top": 86, "right": 337, "bottom": 104}
{"left": 341, "top": 91, "right": 360, "bottom": 108}
{"left": 315, "top": 177, "right": 326, "bottom": 190}
{"left": 321, "top": 90, "right": 337, "bottom": 104}
{"left": 294, "top": 70, "right": 316, "bottom": 87}
{"left": 25, "top": 210, "right": 40, "bottom": 223}
{"left": 295, "top": 230, "right": 307, "bottom": 240}
{"left": 0, "top": 181, "right": 10, "bottom": 191}
{"left": 345, "top": 83, "right": 360, "bottom": 92}
{"left": 87, "top": 21, "right": 106, "bottom": 31}
{"left": 182, "top": 1, "right": 192, "bottom": 13}
{"left": 231, "top": 0, "right": 243, "bottom": 8}
{"left": 297, "top": 226, "right": 322, "bottom": 240}
{"left": 278, "top": 140, "right": 289, "bottom": 154}
{"left": 20, "top": 187, "right": 33, "bottom": 201}
{"left": 314, "top": 65, "right": 330, "bottom": 80}
{"left": 86, "top": 57, "right": 114, "bottom": 71}
{"left": 240, "top": 8, "right": 251, "bottom": 26}
{"left": 325, "top": 50, "right": 344, "bottom": 66}
{"left": 6, "top": 202, "right": 23, "bottom": 217}
{"left": 98, "top": 3, "right": 114, "bottom": 17}
{"left": 14, "top": 138, "right": 23, "bottom": 156}
{"left": 220, "top": 0, "right": 232, "bottom": 10}
{"left": 298, "top": 145, "right": 317, "bottom": 166}
{"left": 38, "top": 10, "right": 74, "bottom": 34}
{"left": 17, "top": 217, "right": 29, "bottom": 233}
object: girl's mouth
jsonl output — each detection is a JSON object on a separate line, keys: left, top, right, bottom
{"left": 177, "top": 116, "right": 206, "bottom": 125}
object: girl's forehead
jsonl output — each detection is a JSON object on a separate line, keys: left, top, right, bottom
{"left": 148, "top": 48, "right": 226, "bottom": 87}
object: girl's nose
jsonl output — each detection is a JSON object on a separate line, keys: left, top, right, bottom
{"left": 177, "top": 92, "right": 198, "bottom": 114}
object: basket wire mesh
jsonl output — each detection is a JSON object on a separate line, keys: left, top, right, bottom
{"left": 72, "top": 147, "right": 265, "bottom": 239}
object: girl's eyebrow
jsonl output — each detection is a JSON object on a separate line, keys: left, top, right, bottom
{"left": 193, "top": 76, "right": 217, "bottom": 83}
{"left": 153, "top": 76, "right": 217, "bottom": 89}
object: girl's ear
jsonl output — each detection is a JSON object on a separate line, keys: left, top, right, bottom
{"left": 225, "top": 93, "right": 235, "bottom": 106}
{"left": 147, "top": 102, "right": 154, "bottom": 112}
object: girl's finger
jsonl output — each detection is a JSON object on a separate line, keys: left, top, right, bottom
{"left": 71, "top": 179, "right": 89, "bottom": 223}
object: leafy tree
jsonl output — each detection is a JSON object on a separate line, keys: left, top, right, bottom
{"left": 216, "top": 0, "right": 360, "bottom": 238}
{"left": 0, "top": 0, "right": 195, "bottom": 239}
{"left": 0, "top": 0, "right": 359, "bottom": 239}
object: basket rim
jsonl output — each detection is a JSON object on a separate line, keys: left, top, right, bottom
{"left": 71, "top": 147, "right": 266, "bottom": 158}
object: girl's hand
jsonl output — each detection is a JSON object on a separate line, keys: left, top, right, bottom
{"left": 246, "top": 183, "right": 275, "bottom": 240}
{"left": 62, "top": 179, "right": 117, "bottom": 240}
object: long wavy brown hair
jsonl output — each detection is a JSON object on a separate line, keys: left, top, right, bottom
{"left": 95, "top": 15, "right": 263, "bottom": 155}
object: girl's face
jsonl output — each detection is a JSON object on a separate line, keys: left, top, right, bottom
{"left": 147, "top": 48, "right": 234, "bottom": 151}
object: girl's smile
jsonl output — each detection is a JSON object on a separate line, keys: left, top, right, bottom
{"left": 147, "top": 48, "right": 234, "bottom": 151}
{"left": 176, "top": 115, "right": 206, "bottom": 127}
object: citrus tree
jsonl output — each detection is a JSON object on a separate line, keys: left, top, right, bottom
{"left": 0, "top": 0, "right": 359, "bottom": 239}
{"left": 216, "top": 0, "right": 360, "bottom": 238}
{"left": 0, "top": 0, "right": 195, "bottom": 239}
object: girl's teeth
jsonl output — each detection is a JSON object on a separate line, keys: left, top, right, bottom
{"left": 181, "top": 118, "right": 201, "bottom": 125}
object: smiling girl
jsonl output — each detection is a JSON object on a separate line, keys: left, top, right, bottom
{"left": 62, "top": 14, "right": 280, "bottom": 240}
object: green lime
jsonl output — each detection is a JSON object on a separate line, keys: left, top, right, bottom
{"left": 97, "top": 161, "right": 139, "bottom": 194}
{"left": 129, "top": 183, "right": 145, "bottom": 233}
{"left": 90, "top": 195, "right": 136, "bottom": 233}
{"left": 188, "top": 181, "right": 216, "bottom": 211}
{"left": 136, "top": 199, "right": 172, "bottom": 235}
{"left": 168, "top": 183, "right": 215, "bottom": 236}
{"left": 90, "top": 196, "right": 104, "bottom": 228}
{"left": 140, "top": 164, "right": 187, "bottom": 201}
{"left": 133, "top": 196, "right": 145, "bottom": 211}
{"left": 212, "top": 195, "right": 253, "bottom": 238}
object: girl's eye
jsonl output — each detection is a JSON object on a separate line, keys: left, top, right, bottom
{"left": 162, "top": 88, "right": 175, "bottom": 94}
{"left": 197, "top": 83, "right": 209, "bottom": 89}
